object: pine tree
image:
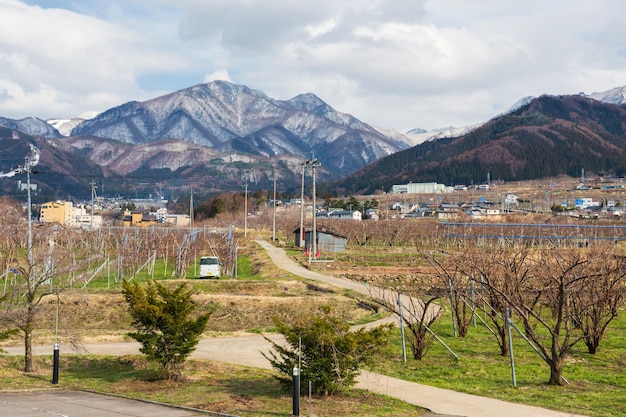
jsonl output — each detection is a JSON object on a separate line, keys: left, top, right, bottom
{"left": 262, "top": 306, "right": 391, "bottom": 396}
{"left": 122, "top": 280, "right": 214, "bottom": 380}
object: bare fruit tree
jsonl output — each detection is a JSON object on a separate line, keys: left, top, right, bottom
{"left": 476, "top": 241, "right": 625, "bottom": 385}
{"left": 368, "top": 285, "right": 441, "bottom": 360}
{"left": 569, "top": 241, "right": 626, "bottom": 354}
{"left": 420, "top": 248, "right": 474, "bottom": 338}
{"left": 1, "top": 221, "right": 91, "bottom": 372}
{"left": 466, "top": 246, "right": 534, "bottom": 356}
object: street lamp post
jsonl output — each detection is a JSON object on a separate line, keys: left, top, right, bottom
{"left": 26, "top": 158, "right": 33, "bottom": 266}
{"left": 90, "top": 180, "right": 97, "bottom": 230}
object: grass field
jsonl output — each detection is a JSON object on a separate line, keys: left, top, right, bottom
{"left": 371, "top": 300, "right": 626, "bottom": 417}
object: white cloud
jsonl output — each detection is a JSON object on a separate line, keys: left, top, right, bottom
{"left": 2, "top": 0, "right": 626, "bottom": 132}
{"left": 306, "top": 18, "right": 339, "bottom": 38}
{"left": 0, "top": 0, "right": 186, "bottom": 117}
{"left": 204, "top": 70, "right": 232, "bottom": 83}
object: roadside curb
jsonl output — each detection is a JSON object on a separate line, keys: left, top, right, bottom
{"left": 80, "top": 389, "right": 240, "bottom": 417}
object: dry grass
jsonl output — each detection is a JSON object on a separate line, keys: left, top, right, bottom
{"left": 0, "top": 278, "right": 377, "bottom": 347}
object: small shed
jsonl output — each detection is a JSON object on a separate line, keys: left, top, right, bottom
{"left": 294, "top": 227, "right": 347, "bottom": 253}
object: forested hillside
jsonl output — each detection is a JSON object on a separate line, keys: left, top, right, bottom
{"left": 326, "top": 95, "right": 626, "bottom": 195}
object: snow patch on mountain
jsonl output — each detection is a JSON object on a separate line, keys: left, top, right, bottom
{"left": 587, "top": 86, "right": 626, "bottom": 105}
{"left": 502, "top": 95, "right": 536, "bottom": 114}
{"left": 47, "top": 111, "right": 100, "bottom": 136}
{"left": 404, "top": 124, "right": 483, "bottom": 146}
{"left": 374, "top": 126, "right": 416, "bottom": 147}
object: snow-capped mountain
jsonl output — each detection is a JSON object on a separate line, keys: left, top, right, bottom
{"left": 402, "top": 95, "right": 540, "bottom": 147}
{"left": 48, "top": 111, "right": 100, "bottom": 136}
{"left": 402, "top": 87, "right": 626, "bottom": 147}
{"left": 404, "top": 124, "right": 483, "bottom": 146}
{"left": 0, "top": 116, "right": 62, "bottom": 138}
{"left": 502, "top": 95, "right": 536, "bottom": 115}
{"left": 70, "top": 81, "right": 410, "bottom": 176}
{"left": 587, "top": 86, "right": 626, "bottom": 105}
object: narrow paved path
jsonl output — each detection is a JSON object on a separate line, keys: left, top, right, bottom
{"left": 254, "top": 238, "right": 589, "bottom": 417}
{"left": 256, "top": 238, "right": 437, "bottom": 324}
{"left": 2, "top": 238, "right": 589, "bottom": 417}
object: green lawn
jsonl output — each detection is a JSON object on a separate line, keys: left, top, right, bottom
{"left": 372, "top": 303, "right": 626, "bottom": 417}
{"left": 0, "top": 355, "right": 427, "bottom": 417}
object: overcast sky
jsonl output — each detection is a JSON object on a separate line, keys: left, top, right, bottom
{"left": 1, "top": 0, "right": 625, "bottom": 132}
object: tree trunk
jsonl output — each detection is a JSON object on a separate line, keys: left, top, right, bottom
{"left": 23, "top": 305, "right": 35, "bottom": 372}
{"left": 548, "top": 355, "right": 565, "bottom": 386}
{"left": 409, "top": 326, "right": 426, "bottom": 360}
{"left": 585, "top": 335, "right": 600, "bottom": 355}
{"left": 498, "top": 325, "right": 509, "bottom": 356}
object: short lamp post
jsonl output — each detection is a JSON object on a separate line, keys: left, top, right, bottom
{"left": 292, "top": 366, "right": 300, "bottom": 416}
{"left": 52, "top": 342, "right": 60, "bottom": 384}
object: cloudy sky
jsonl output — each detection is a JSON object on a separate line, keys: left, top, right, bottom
{"left": 1, "top": 0, "right": 625, "bottom": 132}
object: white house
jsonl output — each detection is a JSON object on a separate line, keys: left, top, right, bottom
{"left": 364, "top": 209, "right": 379, "bottom": 220}
{"left": 575, "top": 198, "right": 598, "bottom": 209}
{"left": 504, "top": 194, "right": 519, "bottom": 205}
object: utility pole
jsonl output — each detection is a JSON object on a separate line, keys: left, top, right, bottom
{"left": 310, "top": 159, "right": 321, "bottom": 262}
{"left": 26, "top": 157, "right": 34, "bottom": 266}
{"left": 272, "top": 176, "right": 277, "bottom": 241}
{"left": 299, "top": 161, "right": 308, "bottom": 248}
{"left": 0, "top": 145, "right": 40, "bottom": 266}
{"left": 189, "top": 188, "right": 194, "bottom": 229}
{"left": 242, "top": 176, "right": 249, "bottom": 238}
{"left": 90, "top": 179, "right": 97, "bottom": 230}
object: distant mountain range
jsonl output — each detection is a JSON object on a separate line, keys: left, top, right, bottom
{"left": 328, "top": 92, "right": 626, "bottom": 195}
{"left": 0, "top": 81, "right": 413, "bottom": 199}
{"left": 70, "top": 81, "right": 410, "bottom": 178}
{"left": 1, "top": 82, "right": 626, "bottom": 200}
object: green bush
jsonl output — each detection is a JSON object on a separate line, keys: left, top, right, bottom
{"left": 263, "top": 305, "right": 392, "bottom": 396}
{"left": 122, "top": 280, "right": 215, "bottom": 380}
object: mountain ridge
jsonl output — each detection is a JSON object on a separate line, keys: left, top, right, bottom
{"left": 2, "top": 83, "right": 626, "bottom": 200}
{"left": 327, "top": 94, "right": 626, "bottom": 195}
{"left": 69, "top": 80, "right": 409, "bottom": 177}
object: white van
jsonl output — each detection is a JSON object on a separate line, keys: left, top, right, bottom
{"left": 199, "top": 256, "right": 221, "bottom": 279}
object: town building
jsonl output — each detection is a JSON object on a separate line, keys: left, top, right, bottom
{"left": 317, "top": 210, "right": 362, "bottom": 220}
{"left": 504, "top": 194, "right": 519, "bottom": 205}
{"left": 40, "top": 201, "right": 102, "bottom": 229}
{"left": 435, "top": 203, "right": 462, "bottom": 220}
{"left": 293, "top": 228, "right": 347, "bottom": 253}
{"left": 364, "top": 208, "right": 379, "bottom": 220}
{"left": 76, "top": 213, "right": 103, "bottom": 229}
{"left": 575, "top": 198, "right": 599, "bottom": 210}
{"left": 391, "top": 182, "right": 452, "bottom": 194}
{"left": 164, "top": 214, "right": 191, "bottom": 226}
{"left": 40, "top": 201, "right": 74, "bottom": 225}
{"left": 122, "top": 211, "right": 158, "bottom": 227}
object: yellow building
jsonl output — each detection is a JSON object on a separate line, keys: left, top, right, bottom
{"left": 122, "top": 210, "right": 158, "bottom": 227}
{"left": 40, "top": 201, "right": 75, "bottom": 226}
